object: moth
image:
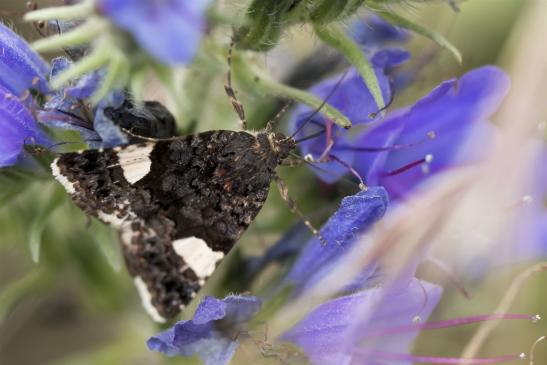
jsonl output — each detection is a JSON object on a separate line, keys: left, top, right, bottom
{"left": 49, "top": 44, "right": 337, "bottom": 322}
{"left": 52, "top": 127, "right": 296, "bottom": 322}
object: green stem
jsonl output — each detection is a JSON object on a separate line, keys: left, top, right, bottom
{"left": 31, "top": 19, "right": 107, "bottom": 53}
{"left": 24, "top": 0, "right": 94, "bottom": 21}
{"left": 91, "top": 50, "right": 128, "bottom": 104}
{"left": 50, "top": 44, "right": 110, "bottom": 89}
{"left": 233, "top": 55, "right": 351, "bottom": 129}
{"left": 314, "top": 23, "right": 385, "bottom": 110}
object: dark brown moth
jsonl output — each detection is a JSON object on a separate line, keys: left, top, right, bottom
{"left": 52, "top": 129, "right": 296, "bottom": 322}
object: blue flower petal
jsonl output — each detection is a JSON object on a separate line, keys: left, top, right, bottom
{"left": 361, "top": 66, "right": 510, "bottom": 199}
{"left": 148, "top": 295, "right": 261, "bottom": 365}
{"left": 93, "top": 91, "right": 128, "bottom": 147}
{"left": 98, "top": 0, "right": 213, "bottom": 65}
{"left": 0, "top": 86, "right": 49, "bottom": 167}
{"left": 147, "top": 326, "right": 180, "bottom": 357}
{"left": 0, "top": 22, "right": 49, "bottom": 96}
{"left": 285, "top": 187, "right": 389, "bottom": 292}
{"left": 289, "top": 49, "right": 408, "bottom": 184}
{"left": 282, "top": 278, "right": 442, "bottom": 365}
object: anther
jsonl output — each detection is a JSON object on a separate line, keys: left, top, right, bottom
{"left": 522, "top": 195, "right": 533, "bottom": 204}
{"left": 531, "top": 314, "right": 541, "bottom": 323}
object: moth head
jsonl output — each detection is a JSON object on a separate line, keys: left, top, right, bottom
{"left": 267, "top": 132, "right": 296, "bottom": 163}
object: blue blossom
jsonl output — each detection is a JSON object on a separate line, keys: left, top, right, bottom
{"left": 290, "top": 48, "right": 409, "bottom": 183}
{"left": 0, "top": 85, "right": 49, "bottom": 167}
{"left": 284, "top": 187, "right": 389, "bottom": 293}
{"left": 291, "top": 66, "right": 510, "bottom": 201}
{"left": 97, "top": 0, "right": 214, "bottom": 65}
{"left": 357, "top": 66, "right": 510, "bottom": 200}
{"left": 0, "top": 22, "right": 49, "bottom": 97}
{"left": 0, "top": 22, "right": 50, "bottom": 166}
{"left": 148, "top": 295, "right": 261, "bottom": 365}
{"left": 282, "top": 278, "right": 443, "bottom": 365}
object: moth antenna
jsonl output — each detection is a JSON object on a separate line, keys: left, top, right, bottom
{"left": 225, "top": 41, "right": 247, "bottom": 130}
{"left": 119, "top": 126, "right": 180, "bottom": 142}
{"left": 294, "top": 128, "right": 326, "bottom": 144}
{"left": 288, "top": 69, "right": 349, "bottom": 140}
{"left": 267, "top": 100, "right": 293, "bottom": 131}
{"left": 24, "top": 137, "right": 79, "bottom": 156}
{"left": 274, "top": 176, "right": 327, "bottom": 245}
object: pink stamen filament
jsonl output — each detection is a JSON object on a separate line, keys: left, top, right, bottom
{"left": 366, "top": 313, "right": 533, "bottom": 337}
{"left": 359, "top": 351, "right": 522, "bottom": 364}
{"left": 382, "top": 157, "right": 427, "bottom": 176}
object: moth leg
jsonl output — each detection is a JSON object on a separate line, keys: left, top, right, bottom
{"left": 274, "top": 175, "right": 327, "bottom": 245}
{"left": 280, "top": 158, "right": 304, "bottom": 167}
{"left": 225, "top": 41, "right": 247, "bottom": 130}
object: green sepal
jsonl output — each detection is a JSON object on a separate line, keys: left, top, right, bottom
{"left": 377, "top": 10, "right": 463, "bottom": 63}
{"left": 314, "top": 23, "right": 385, "bottom": 110}
{"left": 235, "top": 0, "right": 305, "bottom": 51}
{"left": 310, "top": 0, "right": 365, "bottom": 24}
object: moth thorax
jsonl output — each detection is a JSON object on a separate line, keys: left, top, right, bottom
{"left": 260, "top": 132, "right": 295, "bottom": 164}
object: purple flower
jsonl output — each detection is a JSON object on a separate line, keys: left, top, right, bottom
{"left": 0, "top": 85, "right": 49, "bottom": 167}
{"left": 148, "top": 295, "right": 261, "bottom": 365}
{"left": 290, "top": 48, "right": 409, "bottom": 183}
{"left": 284, "top": 187, "right": 388, "bottom": 293}
{"left": 97, "top": 0, "right": 214, "bottom": 65}
{"left": 282, "top": 278, "right": 443, "bottom": 365}
{"left": 0, "top": 22, "right": 49, "bottom": 97}
{"left": 292, "top": 65, "right": 510, "bottom": 201}
{"left": 355, "top": 66, "right": 509, "bottom": 200}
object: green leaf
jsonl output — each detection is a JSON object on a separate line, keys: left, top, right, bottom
{"left": 232, "top": 54, "right": 352, "bottom": 129}
{"left": 377, "top": 10, "right": 463, "bottom": 64}
{"left": 28, "top": 186, "right": 65, "bottom": 263}
{"left": 314, "top": 23, "right": 385, "bottom": 110}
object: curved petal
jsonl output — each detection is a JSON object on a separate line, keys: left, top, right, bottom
{"left": 0, "top": 86, "right": 48, "bottom": 167}
{"left": 148, "top": 295, "right": 261, "bottom": 364}
{"left": 282, "top": 278, "right": 442, "bottom": 365}
{"left": 285, "top": 187, "right": 389, "bottom": 292}
{"left": 352, "top": 66, "right": 510, "bottom": 200}
{"left": 0, "top": 22, "right": 49, "bottom": 96}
